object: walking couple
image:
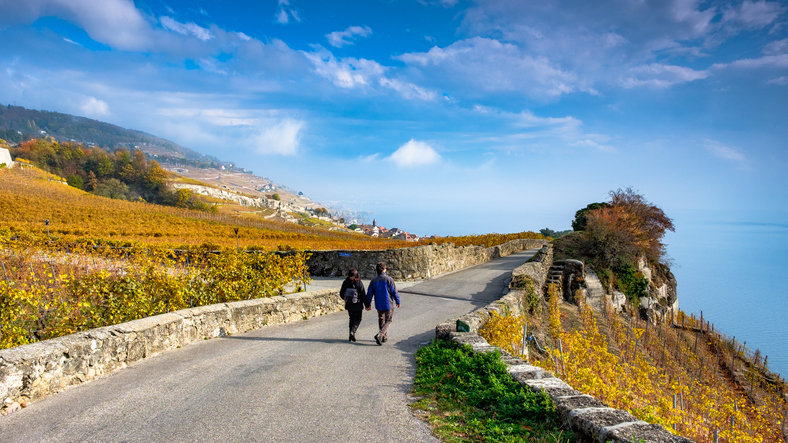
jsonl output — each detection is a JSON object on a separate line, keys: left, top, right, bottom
{"left": 339, "top": 262, "right": 401, "bottom": 345}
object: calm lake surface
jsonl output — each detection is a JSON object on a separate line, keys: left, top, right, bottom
{"left": 666, "top": 216, "right": 788, "bottom": 378}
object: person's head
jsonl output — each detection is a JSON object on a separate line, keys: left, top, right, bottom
{"left": 347, "top": 268, "right": 360, "bottom": 282}
{"left": 375, "top": 262, "right": 386, "bottom": 275}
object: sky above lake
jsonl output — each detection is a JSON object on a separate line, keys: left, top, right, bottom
{"left": 1, "top": 0, "right": 787, "bottom": 235}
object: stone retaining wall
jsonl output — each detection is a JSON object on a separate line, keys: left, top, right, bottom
{"left": 434, "top": 246, "right": 694, "bottom": 443}
{"left": 0, "top": 288, "right": 343, "bottom": 415}
{"left": 306, "top": 238, "right": 548, "bottom": 280}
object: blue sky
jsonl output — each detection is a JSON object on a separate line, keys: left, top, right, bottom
{"left": 1, "top": 0, "right": 787, "bottom": 236}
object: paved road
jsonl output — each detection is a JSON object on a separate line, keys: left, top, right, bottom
{"left": 0, "top": 250, "right": 539, "bottom": 443}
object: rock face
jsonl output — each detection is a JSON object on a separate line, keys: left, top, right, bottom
{"left": 306, "top": 239, "right": 549, "bottom": 280}
{"left": 637, "top": 258, "right": 678, "bottom": 324}
{"left": 172, "top": 183, "right": 272, "bottom": 209}
{"left": 0, "top": 148, "right": 13, "bottom": 168}
{"left": 605, "top": 258, "right": 678, "bottom": 324}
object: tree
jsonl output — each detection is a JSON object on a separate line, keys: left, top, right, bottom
{"left": 348, "top": 224, "right": 359, "bottom": 230}
{"left": 583, "top": 187, "right": 674, "bottom": 268}
{"left": 572, "top": 202, "right": 610, "bottom": 231}
{"left": 272, "top": 193, "right": 281, "bottom": 201}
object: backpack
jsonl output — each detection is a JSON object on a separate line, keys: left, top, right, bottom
{"left": 344, "top": 287, "right": 359, "bottom": 304}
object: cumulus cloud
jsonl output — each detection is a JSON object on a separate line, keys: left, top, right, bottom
{"left": 395, "top": 37, "right": 581, "bottom": 99}
{"left": 303, "top": 46, "right": 384, "bottom": 88}
{"left": 253, "top": 119, "right": 304, "bottom": 155}
{"left": 388, "top": 140, "right": 441, "bottom": 166}
{"left": 621, "top": 63, "right": 709, "bottom": 88}
{"left": 160, "top": 16, "right": 213, "bottom": 41}
{"left": 326, "top": 26, "right": 373, "bottom": 48}
{"left": 0, "top": 0, "right": 154, "bottom": 50}
{"left": 79, "top": 96, "right": 110, "bottom": 117}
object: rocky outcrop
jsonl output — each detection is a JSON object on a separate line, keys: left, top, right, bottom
{"left": 606, "top": 258, "right": 678, "bottom": 323}
{"left": 0, "top": 289, "right": 343, "bottom": 415}
{"left": 306, "top": 238, "right": 548, "bottom": 280}
{"left": 172, "top": 183, "right": 272, "bottom": 209}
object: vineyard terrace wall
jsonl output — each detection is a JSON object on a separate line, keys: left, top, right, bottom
{"left": 305, "top": 238, "right": 549, "bottom": 280}
{"left": 0, "top": 289, "right": 343, "bottom": 415}
{"left": 434, "top": 246, "right": 693, "bottom": 443}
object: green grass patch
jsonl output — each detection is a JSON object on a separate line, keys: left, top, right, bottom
{"left": 413, "top": 340, "right": 576, "bottom": 443}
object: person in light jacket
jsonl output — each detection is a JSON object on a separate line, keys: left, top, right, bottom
{"left": 339, "top": 268, "right": 369, "bottom": 342}
{"left": 365, "top": 262, "right": 401, "bottom": 345}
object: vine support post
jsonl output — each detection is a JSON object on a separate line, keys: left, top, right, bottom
{"left": 713, "top": 429, "right": 719, "bottom": 443}
{"left": 1, "top": 260, "right": 8, "bottom": 282}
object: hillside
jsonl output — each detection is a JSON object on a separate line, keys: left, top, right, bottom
{"left": 0, "top": 103, "right": 224, "bottom": 169}
{"left": 0, "top": 166, "right": 404, "bottom": 250}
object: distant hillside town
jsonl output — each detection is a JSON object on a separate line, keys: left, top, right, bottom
{"left": 350, "top": 219, "right": 435, "bottom": 242}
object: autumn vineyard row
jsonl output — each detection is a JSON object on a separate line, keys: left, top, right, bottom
{"left": 480, "top": 285, "right": 788, "bottom": 443}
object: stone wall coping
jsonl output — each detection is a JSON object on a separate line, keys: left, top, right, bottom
{"left": 0, "top": 288, "right": 342, "bottom": 414}
{"left": 434, "top": 244, "right": 695, "bottom": 443}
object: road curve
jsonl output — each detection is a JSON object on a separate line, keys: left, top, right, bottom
{"left": 0, "top": 249, "right": 539, "bottom": 443}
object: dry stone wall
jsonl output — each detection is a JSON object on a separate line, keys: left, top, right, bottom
{"left": 307, "top": 238, "right": 548, "bottom": 280}
{"left": 0, "top": 289, "right": 343, "bottom": 415}
{"left": 434, "top": 245, "right": 694, "bottom": 443}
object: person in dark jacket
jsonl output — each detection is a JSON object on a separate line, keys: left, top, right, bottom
{"left": 339, "top": 268, "right": 369, "bottom": 342}
{"left": 365, "top": 261, "right": 400, "bottom": 345}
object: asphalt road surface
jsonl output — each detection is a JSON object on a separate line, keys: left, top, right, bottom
{"left": 0, "top": 249, "right": 539, "bottom": 443}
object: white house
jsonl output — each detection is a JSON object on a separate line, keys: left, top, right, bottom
{"left": 0, "top": 148, "right": 14, "bottom": 168}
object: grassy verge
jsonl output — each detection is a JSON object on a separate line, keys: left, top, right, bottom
{"left": 412, "top": 340, "right": 576, "bottom": 443}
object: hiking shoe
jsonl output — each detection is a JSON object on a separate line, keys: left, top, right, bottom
{"left": 350, "top": 332, "right": 356, "bottom": 342}
{"left": 382, "top": 337, "right": 387, "bottom": 343}
{"left": 374, "top": 334, "right": 382, "bottom": 346}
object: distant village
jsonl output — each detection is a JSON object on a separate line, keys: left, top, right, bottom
{"left": 350, "top": 219, "right": 436, "bottom": 242}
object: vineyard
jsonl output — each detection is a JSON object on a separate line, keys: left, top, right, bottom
{"left": 480, "top": 284, "right": 788, "bottom": 443}
{"left": 0, "top": 235, "right": 312, "bottom": 349}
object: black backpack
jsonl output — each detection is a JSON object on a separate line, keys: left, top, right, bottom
{"left": 344, "top": 286, "right": 359, "bottom": 304}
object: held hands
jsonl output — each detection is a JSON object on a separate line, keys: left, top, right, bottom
{"left": 365, "top": 307, "right": 372, "bottom": 311}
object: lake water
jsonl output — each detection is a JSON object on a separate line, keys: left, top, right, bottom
{"left": 666, "top": 216, "right": 788, "bottom": 378}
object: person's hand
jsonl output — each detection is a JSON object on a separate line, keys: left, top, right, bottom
{"left": 396, "top": 304, "right": 401, "bottom": 308}
{"left": 365, "top": 307, "right": 372, "bottom": 311}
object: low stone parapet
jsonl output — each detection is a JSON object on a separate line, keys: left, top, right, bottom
{"left": 0, "top": 288, "right": 343, "bottom": 415}
{"left": 306, "top": 238, "right": 548, "bottom": 279}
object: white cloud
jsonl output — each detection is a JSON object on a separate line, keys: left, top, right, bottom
{"left": 572, "top": 139, "right": 616, "bottom": 153}
{"left": 388, "top": 140, "right": 441, "bottom": 166}
{"left": 160, "top": 16, "right": 213, "bottom": 41}
{"left": 326, "top": 26, "right": 373, "bottom": 48}
{"left": 718, "top": 54, "right": 788, "bottom": 69}
{"left": 0, "top": 0, "right": 153, "bottom": 50}
{"left": 395, "top": 37, "right": 582, "bottom": 99}
{"left": 705, "top": 140, "right": 749, "bottom": 169}
{"left": 621, "top": 63, "right": 709, "bottom": 88}
{"left": 722, "top": 1, "right": 784, "bottom": 30}
{"left": 763, "top": 38, "right": 788, "bottom": 55}
{"left": 253, "top": 119, "right": 304, "bottom": 155}
{"left": 767, "top": 76, "right": 788, "bottom": 85}
{"left": 303, "top": 46, "right": 384, "bottom": 89}
{"left": 275, "top": 0, "right": 301, "bottom": 24}
{"left": 79, "top": 96, "right": 110, "bottom": 117}
{"left": 378, "top": 77, "right": 437, "bottom": 101}
{"left": 237, "top": 32, "right": 251, "bottom": 42}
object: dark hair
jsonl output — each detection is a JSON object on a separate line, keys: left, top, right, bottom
{"left": 375, "top": 262, "right": 386, "bottom": 274}
{"left": 347, "top": 268, "right": 359, "bottom": 280}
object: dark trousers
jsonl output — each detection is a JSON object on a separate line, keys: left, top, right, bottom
{"left": 348, "top": 310, "right": 363, "bottom": 334}
{"left": 377, "top": 309, "right": 394, "bottom": 339}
